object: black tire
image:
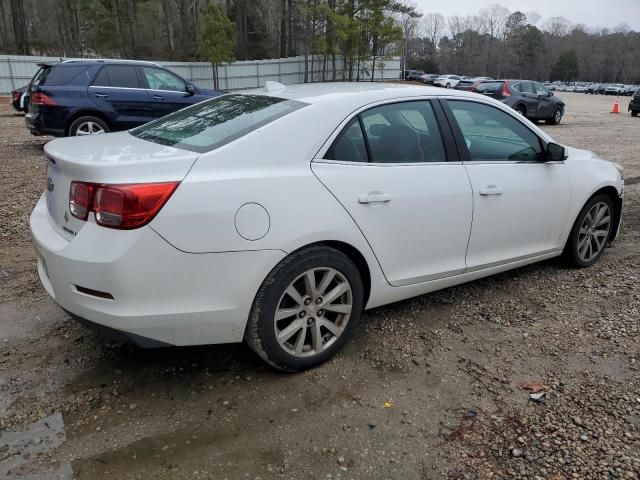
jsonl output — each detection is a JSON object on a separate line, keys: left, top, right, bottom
{"left": 245, "top": 246, "right": 364, "bottom": 372}
{"left": 632, "top": 110, "right": 639, "bottom": 117}
{"left": 546, "top": 108, "right": 563, "bottom": 125}
{"left": 514, "top": 104, "right": 526, "bottom": 116}
{"left": 563, "top": 194, "right": 614, "bottom": 268}
{"left": 68, "top": 116, "right": 110, "bottom": 136}
{"left": 446, "top": 82, "right": 451, "bottom": 88}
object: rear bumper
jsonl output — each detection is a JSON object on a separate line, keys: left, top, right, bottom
{"left": 25, "top": 109, "right": 66, "bottom": 136}
{"left": 30, "top": 194, "right": 285, "bottom": 346}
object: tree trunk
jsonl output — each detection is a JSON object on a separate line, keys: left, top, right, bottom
{"left": 235, "top": 0, "right": 249, "bottom": 60}
{"left": 161, "top": 0, "right": 175, "bottom": 59}
{"left": 280, "top": 0, "right": 287, "bottom": 57}
{"left": 287, "top": 0, "right": 293, "bottom": 56}
{"left": 9, "top": 0, "right": 29, "bottom": 54}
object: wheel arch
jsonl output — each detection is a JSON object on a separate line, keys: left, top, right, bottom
{"left": 65, "top": 110, "right": 112, "bottom": 136}
{"left": 299, "top": 240, "right": 372, "bottom": 307}
{"left": 593, "top": 186, "right": 623, "bottom": 243}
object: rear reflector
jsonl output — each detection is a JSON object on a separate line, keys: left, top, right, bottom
{"left": 69, "top": 181, "right": 179, "bottom": 229}
{"left": 75, "top": 285, "right": 114, "bottom": 300}
{"left": 31, "top": 92, "right": 58, "bottom": 106}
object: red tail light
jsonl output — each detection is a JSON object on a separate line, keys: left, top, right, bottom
{"left": 501, "top": 82, "right": 511, "bottom": 97}
{"left": 69, "top": 181, "right": 179, "bottom": 229}
{"left": 31, "top": 92, "right": 58, "bottom": 106}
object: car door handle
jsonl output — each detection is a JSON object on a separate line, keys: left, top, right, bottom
{"left": 153, "top": 95, "right": 164, "bottom": 100}
{"left": 358, "top": 193, "right": 391, "bottom": 204}
{"left": 93, "top": 93, "right": 108, "bottom": 98}
{"left": 479, "top": 186, "right": 504, "bottom": 196}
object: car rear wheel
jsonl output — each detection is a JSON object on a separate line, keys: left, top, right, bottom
{"left": 245, "top": 246, "right": 364, "bottom": 372}
{"left": 446, "top": 83, "right": 451, "bottom": 88}
{"left": 69, "top": 116, "right": 110, "bottom": 136}
{"left": 563, "top": 194, "right": 614, "bottom": 268}
{"left": 514, "top": 105, "right": 526, "bottom": 116}
{"left": 546, "top": 108, "right": 562, "bottom": 125}
{"left": 632, "top": 111, "right": 639, "bottom": 117}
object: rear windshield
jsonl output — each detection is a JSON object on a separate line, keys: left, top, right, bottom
{"left": 36, "top": 65, "right": 86, "bottom": 86}
{"left": 131, "top": 94, "right": 307, "bottom": 153}
{"left": 475, "top": 81, "right": 504, "bottom": 93}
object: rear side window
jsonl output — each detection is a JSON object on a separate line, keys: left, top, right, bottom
{"left": 131, "top": 94, "right": 307, "bottom": 153}
{"left": 325, "top": 101, "right": 447, "bottom": 163}
{"left": 92, "top": 65, "right": 141, "bottom": 88}
{"left": 38, "top": 66, "right": 86, "bottom": 86}
{"left": 476, "top": 81, "right": 503, "bottom": 93}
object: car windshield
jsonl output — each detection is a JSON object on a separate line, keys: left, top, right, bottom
{"left": 131, "top": 94, "right": 307, "bottom": 153}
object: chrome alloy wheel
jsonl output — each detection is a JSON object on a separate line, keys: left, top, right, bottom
{"left": 274, "top": 267, "right": 353, "bottom": 358}
{"left": 75, "top": 121, "right": 106, "bottom": 135}
{"left": 577, "top": 202, "right": 611, "bottom": 262}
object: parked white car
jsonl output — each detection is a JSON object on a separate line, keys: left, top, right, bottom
{"left": 433, "top": 74, "right": 462, "bottom": 88}
{"left": 605, "top": 83, "right": 625, "bottom": 95}
{"left": 31, "top": 82, "right": 624, "bottom": 371}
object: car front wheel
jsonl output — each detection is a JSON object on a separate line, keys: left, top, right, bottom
{"left": 546, "top": 108, "right": 563, "bottom": 125}
{"left": 245, "top": 246, "right": 364, "bottom": 372}
{"left": 632, "top": 110, "right": 638, "bottom": 117}
{"left": 564, "top": 194, "right": 614, "bottom": 268}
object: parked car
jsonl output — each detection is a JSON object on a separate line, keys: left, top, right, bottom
{"left": 474, "top": 79, "right": 565, "bottom": 125}
{"left": 31, "top": 82, "right": 624, "bottom": 371}
{"left": 629, "top": 88, "right": 640, "bottom": 116}
{"left": 622, "top": 85, "right": 637, "bottom": 96}
{"left": 433, "top": 74, "right": 462, "bottom": 88}
{"left": 605, "top": 84, "right": 625, "bottom": 95}
{"left": 24, "top": 59, "right": 222, "bottom": 137}
{"left": 574, "top": 85, "right": 587, "bottom": 93}
{"left": 401, "top": 70, "right": 426, "bottom": 81}
{"left": 10, "top": 85, "right": 27, "bottom": 112}
{"left": 456, "top": 76, "right": 493, "bottom": 91}
{"left": 586, "top": 84, "right": 600, "bottom": 94}
{"left": 417, "top": 73, "right": 439, "bottom": 85}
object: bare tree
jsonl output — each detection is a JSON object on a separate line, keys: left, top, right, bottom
{"left": 421, "top": 12, "right": 445, "bottom": 48}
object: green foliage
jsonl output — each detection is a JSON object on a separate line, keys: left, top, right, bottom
{"left": 550, "top": 50, "right": 580, "bottom": 81}
{"left": 198, "top": 5, "right": 235, "bottom": 66}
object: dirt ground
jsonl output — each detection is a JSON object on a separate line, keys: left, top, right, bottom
{"left": 1, "top": 92, "right": 639, "bottom": 480}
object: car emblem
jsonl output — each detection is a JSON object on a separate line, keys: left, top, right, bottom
{"left": 47, "top": 177, "right": 54, "bottom": 192}
{"left": 64, "top": 211, "right": 69, "bottom": 223}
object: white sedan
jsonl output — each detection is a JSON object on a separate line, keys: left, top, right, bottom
{"left": 433, "top": 75, "right": 462, "bottom": 88}
{"left": 31, "top": 82, "right": 624, "bottom": 371}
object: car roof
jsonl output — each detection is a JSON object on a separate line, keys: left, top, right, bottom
{"left": 241, "top": 81, "right": 481, "bottom": 105}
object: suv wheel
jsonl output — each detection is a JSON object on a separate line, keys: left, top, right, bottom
{"left": 245, "top": 246, "right": 364, "bottom": 372}
{"left": 69, "top": 116, "right": 110, "bottom": 136}
{"left": 546, "top": 108, "right": 562, "bottom": 125}
{"left": 632, "top": 111, "right": 639, "bottom": 117}
{"left": 514, "top": 105, "right": 526, "bottom": 116}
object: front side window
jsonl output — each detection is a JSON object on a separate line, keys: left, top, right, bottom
{"left": 448, "top": 100, "right": 542, "bottom": 162}
{"left": 533, "top": 82, "right": 549, "bottom": 96}
{"left": 143, "top": 67, "right": 186, "bottom": 92}
{"left": 131, "top": 94, "right": 307, "bottom": 153}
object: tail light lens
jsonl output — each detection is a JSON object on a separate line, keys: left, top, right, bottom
{"left": 69, "top": 181, "right": 179, "bottom": 229}
{"left": 501, "top": 82, "right": 511, "bottom": 97}
{"left": 31, "top": 92, "right": 58, "bottom": 106}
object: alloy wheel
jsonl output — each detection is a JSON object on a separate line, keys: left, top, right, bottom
{"left": 76, "top": 121, "right": 106, "bottom": 135}
{"left": 577, "top": 202, "right": 611, "bottom": 262}
{"left": 554, "top": 110, "right": 562, "bottom": 123}
{"left": 274, "top": 267, "right": 352, "bottom": 358}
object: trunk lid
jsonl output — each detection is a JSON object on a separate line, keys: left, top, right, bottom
{"left": 44, "top": 132, "right": 199, "bottom": 241}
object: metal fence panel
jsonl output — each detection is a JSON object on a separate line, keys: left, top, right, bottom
{"left": 0, "top": 54, "right": 401, "bottom": 94}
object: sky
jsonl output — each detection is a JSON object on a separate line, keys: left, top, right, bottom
{"left": 413, "top": 0, "right": 640, "bottom": 31}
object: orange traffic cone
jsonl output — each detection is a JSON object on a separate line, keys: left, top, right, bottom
{"left": 611, "top": 96, "right": 620, "bottom": 114}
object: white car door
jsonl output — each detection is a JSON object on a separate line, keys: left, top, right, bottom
{"left": 312, "top": 100, "right": 473, "bottom": 287}
{"left": 443, "top": 99, "right": 571, "bottom": 269}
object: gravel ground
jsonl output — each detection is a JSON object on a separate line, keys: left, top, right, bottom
{"left": 0, "top": 92, "right": 639, "bottom": 480}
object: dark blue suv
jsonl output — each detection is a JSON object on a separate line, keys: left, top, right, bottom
{"left": 25, "top": 60, "right": 222, "bottom": 136}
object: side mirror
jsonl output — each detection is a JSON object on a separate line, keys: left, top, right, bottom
{"left": 545, "top": 142, "right": 567, "bottom": 162}
{"left": 185, "top": 84, "right": 196, "bottom": 96}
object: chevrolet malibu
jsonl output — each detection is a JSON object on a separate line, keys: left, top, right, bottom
{"left": 31, "top": 82, "right": 624, "bottom": 372}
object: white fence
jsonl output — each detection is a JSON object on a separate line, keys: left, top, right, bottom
{"left": 0, "top": 55, "right": 401, "bottom": 94}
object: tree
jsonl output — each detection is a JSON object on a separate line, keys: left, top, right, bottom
{"left": 198, "top": 5, "right": 236, "bottom": 90}
{"left": 550, "top": 49, "right": 579, "bottom": 81}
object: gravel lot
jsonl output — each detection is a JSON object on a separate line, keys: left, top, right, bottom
{"left": 1, "top": 92, "right": 639, "bottom": 480}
